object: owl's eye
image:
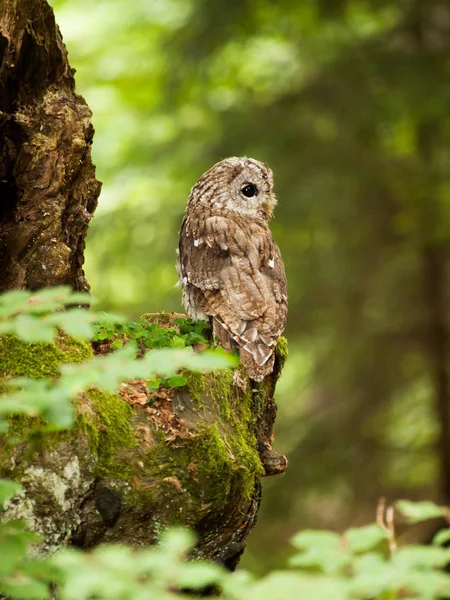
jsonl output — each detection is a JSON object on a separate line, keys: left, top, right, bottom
{"left": 241, "top": 184, "right": 258, "bottom": 198}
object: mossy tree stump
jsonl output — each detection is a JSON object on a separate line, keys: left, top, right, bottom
{"left": 0, "top": 316, "right": 287, "bottom": 568}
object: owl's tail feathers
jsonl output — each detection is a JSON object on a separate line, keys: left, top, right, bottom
{"left": 212, "top": 318, "right": 235, "bottom": 350}
{"left": 212, "top": 317, "right": 276, "bottom": 380}
{"left": 240, "top": 348, "right": 275, "bottom": 382}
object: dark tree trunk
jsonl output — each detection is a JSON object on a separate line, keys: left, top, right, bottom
{"left": 0, "top": 0, "right": 100, "bottom": 292}
{"left": 423, "top": 245, "right": 450, "bottom": 503}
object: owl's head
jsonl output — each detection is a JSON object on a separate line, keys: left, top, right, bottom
{"left": 189, "top": 157, "right": 276, "bottom": 220}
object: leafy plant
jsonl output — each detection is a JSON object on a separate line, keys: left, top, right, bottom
{"left": 5, "top": 501, "right": 449, "bottom": 600}
{"left": 92, "top": 316, "right": 209, "bottom": 351}
{"left": 92, "top": 316, "right": 212, "bottom": 392}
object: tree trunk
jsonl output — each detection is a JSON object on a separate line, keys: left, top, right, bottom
{"left": 423, "top": 245, "right": 450, "bottom": 503}
{"left": 0, "top": 0, "right": 287, "bottom": 571}
{"left": 0, "top": 0, "right": 100, "bottom": 292}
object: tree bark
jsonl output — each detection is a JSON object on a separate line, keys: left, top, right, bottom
{"left": 0, "top": 0, "right": 100, "bottom": 293}
{"left": 0, "top": 0, "right": 287, "bottom": 572}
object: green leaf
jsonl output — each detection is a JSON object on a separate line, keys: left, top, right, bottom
{"left": 350, "top": 554, "right": 396, "bottom": 597}
{"left": 433, "top": 528, "right": 450, "bottom": 546}
{"left": 246, "top": 572, "right": 348, "bottom": 600}
{"left": 346, "top": 524, "right": 388, "bottom": 554}
{"left": 0, "top": 289, "right": 30, "bottom": 318}
{"left": 110, "top": 339, "right": 123, "bottom": 349}
{"left": 396, "top": 500, "right": 446, "bottom": 523}
{"left": 185, "top": 331, "right": 208, "bottom": 345}
{"left": 14, "top": 314, "right": 55, "bottom": 343}
{"left": 393, "top": 545, "right": 450, "bottom": 569}
{"left": 167, "top": 375, "right": 187, "bottom": 387}
{"left": 59, "top": 343, "right": 139, "bottom": 394}
{"left": 289, "top": 547, "right": 350, "bottom": 575}
{"left": 141, "top": 347, "right": 237, "bottom": 374}
{"left": 176, "top": 562, "right": 224, "bottom": 589}
{"left": 146, "top": 376, "right": 162, "bottom": 392}
{"left": 290, "top": 530, "right": 341, "bottom": 552}
{"left": 0, "top": 580, "right": 51, "bottom": 599}
{"left": 171, "top": 335, "right": 186, "bottom": 348}
{"left": 0, "top": 520, "right": 41, "bottom": 576}
{"left": 398, "top": 570, "right": 450, "bottom": 598}
{"left": 49, "top": 309, "right": 94, "bottom": 339}
{"left": 158, "top": 528, "right": 196, "bottom": 559}
{"left": 0, "top": 479, "right": 22, "bottom": 504}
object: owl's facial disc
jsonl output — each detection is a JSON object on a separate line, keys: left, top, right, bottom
{"left": 228, "top": 163, "right": 276, "bottom": 219}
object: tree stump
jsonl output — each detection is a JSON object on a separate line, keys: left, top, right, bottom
{"left": 0, "top": 319, "right": 287, "bottom": 568}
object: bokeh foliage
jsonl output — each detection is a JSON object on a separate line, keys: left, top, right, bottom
{"left": 50, "top": 0, "right": 450, "bottom": 571}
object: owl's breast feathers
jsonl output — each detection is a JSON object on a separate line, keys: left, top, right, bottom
{"left": 177, "top": 212, "right": 287, "bottom": 381}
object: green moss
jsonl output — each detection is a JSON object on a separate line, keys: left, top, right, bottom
{"left": 142, "top": 416, "right": 260, "bottom": 508}
{"left": 0, "top": 335, "right": 66, "bottom": 379}
{"left": 194, "top": 420, "right": 262, "bottom": 502}
{"left": 79, "top": 389, "right": 138, "bottom": 479}
{"left": 55, "top": 333, "right": 93, "bottom": 363}
{"left": 275, "top": 336, "right": 288, "bottom": 368}
{"left": 209, "top": 369, "right": 234, "bottom": 420}
{"left": 0, "top": 333, "right": 92, "bottom": 380}
{"left": 0, "top": 333, "right": 94, "bottom": 447}
{"left": 193, "top": 371, "right": 263, "bottom": 501}
{"left": 140, "top": 312, "right": 172, "bottom": 326}
{"left": 194, "top": 423, "right": 234, "bottom": 496}
{"left": 183, "top": 369, "right": 206, "bottom": 408}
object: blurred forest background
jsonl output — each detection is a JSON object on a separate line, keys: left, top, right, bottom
{"left": 50, "top": 0, "right": 450, "bottom": 573}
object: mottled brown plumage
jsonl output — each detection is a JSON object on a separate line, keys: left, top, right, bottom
{"left": 177, "top": 157, "right": 287, "bottom": 381}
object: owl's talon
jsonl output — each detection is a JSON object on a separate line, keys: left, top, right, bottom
{"left": 257, "top": 439, "right": 288, "bottom": 476}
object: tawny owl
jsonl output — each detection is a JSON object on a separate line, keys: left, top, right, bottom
{"left": 177, "top": 157, "right": 287, "bottom": 381}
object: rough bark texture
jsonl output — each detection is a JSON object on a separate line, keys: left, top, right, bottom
{"left": 0, "top": 0, "right": 100, "bottom": 293}
{"left": 0, "top": 322, "right": 287, "bottom": 568}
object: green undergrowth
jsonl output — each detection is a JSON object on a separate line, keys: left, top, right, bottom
{"left": 93, "top": 313, "right": 209, "bottom": 353}
{"left": 92, "top": 313, "right": 211, "bottom": 392}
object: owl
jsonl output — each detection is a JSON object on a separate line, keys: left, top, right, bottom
{"left": 177, "top": 157, "right": 287, "bottom": 381}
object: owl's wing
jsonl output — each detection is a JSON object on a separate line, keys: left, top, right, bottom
{"left": 179, "top": 214, "right": 287, "bottom": 370}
